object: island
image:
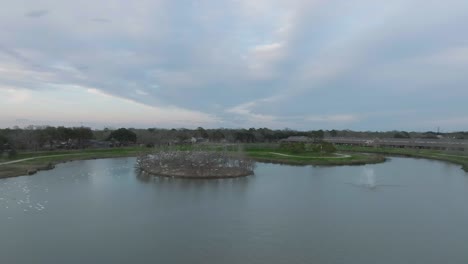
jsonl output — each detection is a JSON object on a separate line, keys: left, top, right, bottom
{"left": 137, "top": 150, "right": 255, "bottom": 179}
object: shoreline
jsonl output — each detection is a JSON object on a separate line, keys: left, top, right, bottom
{"left": 335, "top": 146, "right": 468, "bottom": 173}
{"left": 249, "top": 155, "right": 387, "bottom": 167}
{"left": 1, "top": 145, "right": 467, "bottom": 179}
{"left": 0, "top": 147, "right": 152, "bottom": 179}
{"left": 0, "top": 151, "right": 385, "bottom": 179}
{"left": 0, "top": 155, "right": 140, "bottom": 179}
{"left": 245, "top": 150, "right": 387, "bottom": 167}
{"left": 137, "top": 169, "right": 254, "bottom": 179}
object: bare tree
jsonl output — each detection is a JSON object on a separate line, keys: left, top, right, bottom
{"left": 136, "top": 149, "right": 255, "bottom": 178}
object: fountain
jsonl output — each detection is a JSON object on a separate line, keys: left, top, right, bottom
{"left": 362, "top": 167, "right": 376, "bottom": 189}
{"left": 346, "top": 167, "right": 400, "bottom": 190}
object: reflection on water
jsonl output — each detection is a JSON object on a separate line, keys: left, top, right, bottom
{"left": 136, "top": 170, "right": 251, "bottom": 196}
{"left": 0, "top": 157, "right": 468, "bottom": 264}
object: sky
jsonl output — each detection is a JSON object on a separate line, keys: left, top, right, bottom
{"left": 1, "top": 0, "right": 468, "bottom": 131}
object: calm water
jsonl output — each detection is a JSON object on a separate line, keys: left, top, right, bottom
{"left": 1, "top": 157, "right": 468, "bottom": 264}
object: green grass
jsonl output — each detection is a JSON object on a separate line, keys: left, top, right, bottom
{"left": 5, "top": 143, "right": 465, "bottom": 178}
{"left": 240, "top": 143, "right": 386, "bottom": 166}
{"left": 336, "top": 145, "right": 468, "bottom": 172}
{"left": 0, "top": 146, "right": 153, "bottom": 178}
{"left": 148, "top": 143, "right": 385, "bottom": 165}
{"left": 245, "top": 150, "right": 385, "bottom": 166}
{"left": 2, "top": 146, "right": 147, "bottom": 160}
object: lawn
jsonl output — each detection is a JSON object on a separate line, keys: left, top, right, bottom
{"left": 336, "top": 145, "right": 468, "bottom": 172}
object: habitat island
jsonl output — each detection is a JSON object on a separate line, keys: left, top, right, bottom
{"left": 137, "top": 150, "right": 255, "bottom": 179}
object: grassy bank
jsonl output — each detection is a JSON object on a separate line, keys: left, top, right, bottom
{"left": 4, "top": 143, "right": 465, "bottom": 179}
{"left": 243, "top": 145, "right": 386, "bottom": 166}
{"left": 336, "top": 145, "right": 468, "bottom": 172}
{"left": 150, "top": 143, "right": 387, "bottom": 166}
{"left": 0, "top": 147, "right": 152, "bottom": 179}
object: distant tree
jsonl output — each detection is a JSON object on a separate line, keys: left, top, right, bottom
{"left": 0, "top": 134, "right": 9, "bottom": 152}
{"left": 107, "top": 128, "right": 137, "bottom": 143}
{"left": 280, "top": 142, "right": 306, "bottom": 154}
{"left": 196, "top": 127, "right": 208, "bottom": 138}
{"left": 330, "top": 130, "right": 338, "bottom": 137}
{"left": 309, "top": 142, "right": 336, "bottom": 153}
{"left": 254, "top": 128, "right": 271, "bottom": 142}
{"left": 310, "top": 130, "right": 325, "bottom": 139}
{"left": 174, "top": 129, "right": 191, "bottom": 143}
{"left": 0, "top": 134, "right": 8, "bottom": 144}
{"left": 74, "top": 127, "right": 93, "bottom": 147}
{"left": 234, "top": 130, "right": 255, "bottom": 143}
{"left": 38, "top": 126, "right": 57, "bottom": 148}
{"left": 209, "top": 130, "right": 225, "bottom": 142}
{"left": 394, "top": 131, "right": 410, "bottom": 139}
{"left": 57, "top": 126, "right": 76, "bottom": 140}
{"left": 8, "top": 148, "right": 17, "bottom": 158}
{"left": 422, "top": 132, "right": 439, "bottom": 139}
{"left": 320, "top": 142, "right": 337, "bottom": 153}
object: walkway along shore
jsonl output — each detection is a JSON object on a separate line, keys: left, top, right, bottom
{"left": 0, "top": 154, "right": 82, "bottom": 166}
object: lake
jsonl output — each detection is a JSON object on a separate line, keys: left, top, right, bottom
{"left": 1, "top": 157, "right": 467, "bottom": 264}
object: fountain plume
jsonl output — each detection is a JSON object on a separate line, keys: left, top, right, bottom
{"left": 363, "top": 167, "right": 376, "bottom": 188}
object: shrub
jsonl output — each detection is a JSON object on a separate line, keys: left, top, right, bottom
{"left": 280, "top": 142, "right": 306, "bottom": 154}
{"left": 107, "top": 128, "right": 137, "bottom": 143}
{"left": 308, "top": 142, "right": 336, "bottom": 153}
{"left": 320, "top": 142, "right": 337, "bottom": 153}
{"left": 8, "top": 149, "right": 17, "bottom": 158}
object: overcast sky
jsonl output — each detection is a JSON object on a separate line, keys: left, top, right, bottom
{"left": 1, "top": 0, "right": 467, "bottom": 131}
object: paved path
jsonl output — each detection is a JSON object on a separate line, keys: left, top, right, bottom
{"left": 268, "top": 152, "right": 351, "bottom": 159}
{"left": 0, "top": 154, "right": 81, "bottom": 166}
{"left": 0, "top": 151, "right": 356, "bottom": 166}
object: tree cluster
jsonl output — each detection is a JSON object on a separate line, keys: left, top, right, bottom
{"left": 0, "top": 126, "right": 93, "bottom": 150}
{"left": 280, "top": 141, "right": 337, "bottom": 154}
{"left": 106, "top": 128, "right": 137, "bottom": 143}
{"left": 1, "top": 125, "right": 466, "bottom": 152}
{"left": 280, "top": 142, "right": 306, "bottom": 154}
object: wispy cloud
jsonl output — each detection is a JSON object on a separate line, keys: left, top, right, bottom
{"left": 0, "top": 0, "right": 467, "bottom": 130}
{"left": 226, "top": 100, "right": 278, "bottom": 127}
{"left": 25, "top": 10, "right": 49, "bottom": 18}
{"left": 91, "top": 18, "right": 111, "bottom": 23}
{"left": 0, "top": 85, "right": 220, "bottom": 128}
{"left": 306, "top": 115, "right": 359, "bottom": 123}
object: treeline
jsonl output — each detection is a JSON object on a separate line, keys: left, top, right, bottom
{"left": 86, "top": 127, "right": 325, "bottom": 145}
{"left": 0, "top": 126, "right": 325, "bottom": 151}
{"left": 0, "top": 126, "right": 467, "bottom": 152}
{"left": 0, "top": 126, "right": 94, "bottom": 151}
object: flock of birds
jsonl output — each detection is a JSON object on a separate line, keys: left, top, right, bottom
{"left": 0, "top": 162, "right": 133, "bottom": 220}
{"left": 0, "top": 181, "right": 49, "bottom": 217}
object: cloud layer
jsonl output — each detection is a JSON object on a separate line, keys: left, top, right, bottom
{"left": 1, "top": 0, "right": 468, "bottom": 130}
